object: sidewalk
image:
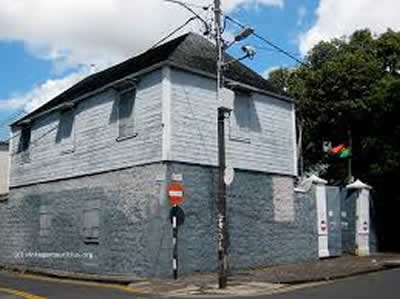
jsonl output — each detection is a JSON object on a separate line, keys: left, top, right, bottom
{"left": 2, "top": 253, "right": 400, "bottom": 297}
{"left": 130, "top": 253, "right": 400, "bottom": 297}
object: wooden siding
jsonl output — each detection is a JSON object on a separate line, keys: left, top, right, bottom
{"left": 10, "top": 70, "right": 163, "bottom": 187}
{"left": 169, "top": 68, "right": 297, "bottom": 176}
{"left": 0, "top": 145, "right": 9, "bottom": 194}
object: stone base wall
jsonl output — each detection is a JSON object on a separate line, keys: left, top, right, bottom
{"left": 0, "top": 163, "right": 170, "bottom": 277}
{"left": 0, "top": 162, "right": 319, "bottom": 278}
{"left": 167, "top": 163, "right": 318, "bottom": 274}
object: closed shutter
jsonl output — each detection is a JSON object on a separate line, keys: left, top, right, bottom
{"left": 118, "top": 89, "right": 136, "bottom": 138}
{"left": 230, "top": 92, "right": 251, "bottom": 142}
{"left": 83, "top": 199, "right": 100, "bottom": 244}
{"left": 58, "top": 108, "right": 75, "bottom": 153}
{"left": 19, "top": 125, "right": 31, "bottom": 163}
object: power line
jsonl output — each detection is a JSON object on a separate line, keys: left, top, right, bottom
{"left": 151, "top": 16, "right": 198, "bottom": 49}
{"left": 180, "top": 2, "right": 212, "bottom": 10}
{"left": 225, "top": 15, "right": 308, "bottom": 67}
{"left": 0, "top": 108, "right": 27, "bottom": 142}
{"left": 164, "top": 0, "right": 211, "bottom": 34}
{"left": 0, "top": 108, "right": 26, "bottom": 128}
{"left": 255, "top": 46, "right": 302, "bottom": 56}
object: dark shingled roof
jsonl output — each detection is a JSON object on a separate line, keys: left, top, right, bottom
{"left": 15, "top": 32, "right": 282, "bottom": 125}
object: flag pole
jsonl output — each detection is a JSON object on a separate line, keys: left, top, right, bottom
{"left": 348, "top": 129, "right": 353, "bottom": 183}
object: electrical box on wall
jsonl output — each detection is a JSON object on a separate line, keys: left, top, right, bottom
{"left": 218, "top": 88, "right": 234, "bottom": 111}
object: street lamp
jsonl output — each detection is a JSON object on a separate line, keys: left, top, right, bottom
{"left": 234, "top": 27, "right": 254, "bottom": 41}
{"left": 215, "top": 2, "right": 255, "bottom": 289}
{"left": 224, "top": 27, "right": 255, "bottom": 50}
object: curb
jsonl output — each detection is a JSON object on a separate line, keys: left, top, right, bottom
{"left": 0, "top": 264, "right": 147, "bottom": 284}
{"left": 276, "top": 267, "right": 386, "bottom": 285}
{"left": 382, "top": 260, "right": 400, "bottom": 268}
{"left": 2, "top": 258, "right": 400, "bottom": 298}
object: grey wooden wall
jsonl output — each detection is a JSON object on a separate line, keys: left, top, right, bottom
{"left": 9, "top": 66, "right": 297, "bottom": 187}
{"left": 169, "top": 68, "right": 297, "bottom": 176}
{"left": 9, "top": 70, "right": 163, "bottom": 187}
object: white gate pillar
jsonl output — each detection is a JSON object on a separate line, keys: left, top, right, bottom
{"left": 309, "top": 175, "right": 329, "bottom": 258}
{"left": 347, "top": 179, "right": 372, "bottom": 256}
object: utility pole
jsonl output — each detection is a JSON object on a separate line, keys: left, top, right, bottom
{"left": 165, "top": 0, "right": 254, "bottom": 289}
{"left": 214, "top": 0, "right": 229, "bottom": 289}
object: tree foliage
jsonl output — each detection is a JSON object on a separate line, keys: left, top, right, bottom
{"left": 269, "top": 29, "right": 400, "bottom": 196}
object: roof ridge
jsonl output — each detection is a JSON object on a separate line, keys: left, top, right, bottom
{"left": 13, "top": 31, "right": 285, "bottom": 126}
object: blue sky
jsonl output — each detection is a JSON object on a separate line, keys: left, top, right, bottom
{"left": 1, "top": 0, "right": 399, "bottom": 139}
{"left": 226, "top": 0, "right": 319, "bottom": 74}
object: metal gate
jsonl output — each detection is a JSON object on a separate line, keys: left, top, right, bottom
{"left": 326, "top": 186, "right": 342, "bottom": 257}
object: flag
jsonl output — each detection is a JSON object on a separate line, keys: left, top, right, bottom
{"left": 330, "top": 143, "right": 346, "bottom": 154}
{"left": 339, "top": 147, "right": 351, "bottom": 158}
{"left": 329, "top": 143, "right": 352, "bottom": 158}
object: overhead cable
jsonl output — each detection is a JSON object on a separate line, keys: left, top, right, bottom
{"left": 225, "top": 15, "right": 308, "bottom": 67}
{"left": 150, "top": 16, "right": 198, "bottom": 49}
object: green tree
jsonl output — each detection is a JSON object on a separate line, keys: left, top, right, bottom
{"left": 270, "top": 29, "right": 400, "bottom": 193}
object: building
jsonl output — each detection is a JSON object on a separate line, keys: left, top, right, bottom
{"left": 0, "top": 141, "right": 9, "bottom": 197}
{"left": 0, "top": 33, "right": 318, "bottom": 278}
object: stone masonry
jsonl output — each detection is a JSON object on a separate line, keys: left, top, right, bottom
{"left": 0, "top": 161, "right": 319, "bottom": 278}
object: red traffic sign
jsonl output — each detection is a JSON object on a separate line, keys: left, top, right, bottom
{"left": 168, "top": 183, "right": 184, "bottom": 205}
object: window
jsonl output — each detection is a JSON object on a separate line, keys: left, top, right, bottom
{"left": 18, "top": 125, "right": 31, "bottom": 163}
{"left": 83, "top": 200, "right": 100, "bottom": 244}
{"left": 229, "top": 92, "right": 252, "bottom": 143}
{"left": 272, "top": 176, "right": 295, "bottom": 222}
{"left": 118, "top": 88, "right": 136, "bottom": 140}
{"left": 39, "top": 205, "right": 52, "bottom": 238}
{"left": 57, "top": 108, "right": 75, "bottom": 153}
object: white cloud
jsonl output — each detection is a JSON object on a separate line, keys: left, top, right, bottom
{"left": 0, "top": 0, "right": 284, "bottom": 69}
{"left": 222, "top": 0, "right": 283, "bottom": 11}
{"left": 297, "top": 5, "right": 307, "bottom": 26}
{"left": 262, "top": 66, "right": 280, "bottom": 78}
{"left": 299, "top": 0, "right": 400, "bottom": 55}
{"left": 0, "top": 67, "right": 95, "bottom": 113}
{"left": 0, "top": 0, "right": 194, "bottom": 69}
{"left": 0, "top": 0, "right": 284, "bottom": 113}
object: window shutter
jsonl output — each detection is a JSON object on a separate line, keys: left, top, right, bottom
{"left": 59, "top": 108, "right": 75, "bottom": 153}
{"left": 118, "top": 89, "right": 136, "bottom": 138}
{"left": 39, "top": 205, "right": 52, "bottom": 238}
{"left": 83, "top": 200, "right": 100, "bottom": 243}
{"left": 230, "top": 92, "right": 252, "bottom": 142}
{"left": 19, "top": 125, "right": 31, "bottom": 163}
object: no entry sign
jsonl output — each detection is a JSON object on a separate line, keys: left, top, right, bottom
{"left": 168, "top": 183, "right": 184, "bottom": 205}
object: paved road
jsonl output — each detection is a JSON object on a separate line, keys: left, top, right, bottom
{"left": 176, "top": 269, "right": 400, "bottom": 299}
{"left": 264, "top": 269, "right": 400, "bottom": 299}
{"left": 0, "top": 272, "right": 155, "bottom": 299}
{"left": 0, "top": 269, "right": 399, "bottom": 298}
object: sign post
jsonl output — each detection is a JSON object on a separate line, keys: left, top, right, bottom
{"left": 168, "top": 182, "right": 185, "bottom": 279}
{"left": 172, "top": 205, "right": 178, "bottom": 280}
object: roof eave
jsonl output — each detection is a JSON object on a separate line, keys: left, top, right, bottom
{"left": 11, "top": 61, "right": 169, "bottom": 127}
{"left": 11, "top": 57, "right": 295, "bottom": 128}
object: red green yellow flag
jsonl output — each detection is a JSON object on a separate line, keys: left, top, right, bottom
{"left": 339, "top": 147, "right": 351, "bottom": 158}
{"left": 329, "top": 143, "right": 351, "bottom": 158}
{"left": 330, "top": 143, "right": 346, "bottom": 154}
